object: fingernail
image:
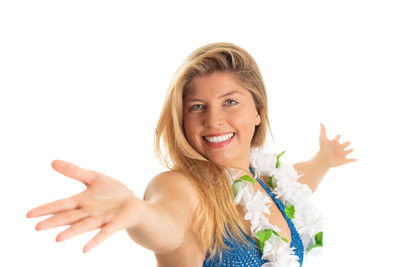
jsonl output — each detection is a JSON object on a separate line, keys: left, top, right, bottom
{"left": 56, "top": 235, "right": 63, "bottom": 242}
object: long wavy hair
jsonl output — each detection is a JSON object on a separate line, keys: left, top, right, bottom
{"left": 154, "top": 42, "right": 273, "bottom": 260}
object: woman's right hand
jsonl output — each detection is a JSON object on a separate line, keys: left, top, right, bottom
{"left": 26, "top": 160, "right": 142, "bottom": 253}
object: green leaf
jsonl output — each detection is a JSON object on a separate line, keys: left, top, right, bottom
{"left": 284, "top": 205, "right": 295, "bottom": 219}
{"left": 231, "top": 175, "right": 256, "bottom": 197}
{"left": 256, "top": 229, "right": 273, "bottom": 254}
{"left": 314, "top": 231, "right": 323, "bottom": 245}
{"left": 276, "top": 150, "right": 286, "bottom": 168}
{"left": 267, "top": 175, "right": 274, "bottom": 189}
{"left": 281, "top": 237, "right": 289, "bottom": 243}
{"left": 256, "top": 229, "right": 273, "bottom": 241}
{"left": 277, "top": 150, "right": 286, "bottom": 160}
{"left": 232, "top": 182, "right": 240, "bottom": 197}
{"left": 239, "top": 175, "right": 256, "bottom": 184}
{"left": 271, "top": 230, "right": 289, "bottom": 243}
{"left": 307, "top": 231, "right": 323, "bottom": 251}
{"left": 272, "top": 230, "right": 280, "bottom": 237}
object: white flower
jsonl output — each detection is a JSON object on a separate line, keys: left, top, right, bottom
{"left": 250, "top": 216, "right": 281, "bottom": 237}
{"left": 261, "top": 239, "right": 300, "bottom": 267}
{"left": 272, "top": 163, "right": 310, "bottom": 201}
{"left": 234, "top": 182, "right": 254, "bottom": 206}
{"left": 244, "top": 190, "right": 272, "bottom": 226}
{"left": 226, "top": 168, "right": 243, "bottom": 183}
{"left": 273, "top": 244, "right": 300, "bottom": 267}
{"left": 261, "top": 234, "right": 282, "bottom": 260}
{"left": 250, "top": 147, "right": 277, "bottom": 177}
{"left": 306, "top": 246, "right": 323, "bottom": 258}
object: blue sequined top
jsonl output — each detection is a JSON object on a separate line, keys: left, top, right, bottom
{"left": 202, "top": 169, "right": 304, "bottom": 266}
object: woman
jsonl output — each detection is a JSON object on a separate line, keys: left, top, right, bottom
{"left": 27, "top": 42, "right": 356, "bottom": 266}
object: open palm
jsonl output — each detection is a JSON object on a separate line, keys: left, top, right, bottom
{"left": 26, "top": 160, "right": 140, "bottom": 253}
{"left": 318, "top": 123, "right": 357, "bottom": 168}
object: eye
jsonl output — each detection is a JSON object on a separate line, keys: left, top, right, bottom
{"left": 189, "top": 104, "right": 205, "bottom": 111}
{"left": 225, "top": 99, "right": 239, "bottom": 106}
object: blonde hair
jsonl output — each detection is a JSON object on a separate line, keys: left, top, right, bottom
{"left": 154, "top": 42, "right": 273, "bottom": 260}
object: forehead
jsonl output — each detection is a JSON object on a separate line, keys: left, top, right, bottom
{"left": 184, "top": 72, "right": 247, "bottom": 99}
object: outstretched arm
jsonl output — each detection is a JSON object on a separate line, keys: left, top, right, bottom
{"left": 294, "top": 123, "right": 357, "bottom": 193}
{"left": 26, "top": 160, "right": 193, "bottom": 254}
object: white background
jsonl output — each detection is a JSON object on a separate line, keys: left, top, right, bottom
{"left": 1, "top": 0, "right": 399, "bottom": 266}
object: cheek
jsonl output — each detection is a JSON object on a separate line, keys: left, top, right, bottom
{"left": 183, "top": 117, "right": 199, "bottom": 143}
{"left": 232, "top": 111, "right": 257, "bottom": 136}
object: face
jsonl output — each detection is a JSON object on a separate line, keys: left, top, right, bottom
{"left": 183, "top": 72, "right": 261, "bottom": 169}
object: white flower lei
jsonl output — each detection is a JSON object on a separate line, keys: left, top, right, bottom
{"left": 228, "top": 146, "right": 324, "bottom": 267}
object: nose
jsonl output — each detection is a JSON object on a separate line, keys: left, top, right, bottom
{"left": 203, "top": 107, "right": 225, "bottom": 128}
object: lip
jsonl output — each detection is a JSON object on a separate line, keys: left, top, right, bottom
{"left": 202, "top": 132, "right": 235, "bottom": 148}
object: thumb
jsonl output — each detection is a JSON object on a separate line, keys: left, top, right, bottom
{"left": 51, "top": 160, "right": 95, "bottom": 186}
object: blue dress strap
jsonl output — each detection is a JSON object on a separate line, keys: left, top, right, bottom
{"left": 250, "top": 167, "right": 304, "bottom": 265}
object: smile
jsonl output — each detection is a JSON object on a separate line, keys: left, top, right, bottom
{"left": 203, "top": 133, "right": 235, "bottom": 148}
{"left": 204, "top": 133, "right": 234, "bottom": 143}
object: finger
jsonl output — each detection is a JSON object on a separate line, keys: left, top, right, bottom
{"left": 341, "top": 141, "right": 351, "bottom": 148}
{"left": 27, "top": 197, "right": 78, "bottom": 218}
{"left": 35, "top": 209, "right": 88, "bottom": 231}
{"left": 342, "top": 158, "right": 357, "bottom": 165}
{"left": 333, "top": 134, "right": 341, "bottom": 141}
{"left": 56, "top": 216, "right": 102, "bottom": 242}
{"left": 319, "top": 123, "right": 327, "bottom": 139}
{"left": 51, "top": 160, "right": 96, "bottom": 186}
{"left": 83, "top": 222, "right": 119, "bottom": 253}
{"left": 344, "top": 148, "right": 354, "bottom": 156}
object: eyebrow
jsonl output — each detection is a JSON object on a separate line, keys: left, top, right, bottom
{"left": 184, "top": 90, "right": 244, "bottom": 103}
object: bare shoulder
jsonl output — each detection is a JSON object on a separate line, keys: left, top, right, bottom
{"left": 143, "top": 171, "right": 200, "bottom": 217}
{"left": 144, "top": 172, "right": 206, "bottom": 266}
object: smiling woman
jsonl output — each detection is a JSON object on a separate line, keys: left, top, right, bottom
{"left": 27, "top": 42, "right": 356, "bottom": 267}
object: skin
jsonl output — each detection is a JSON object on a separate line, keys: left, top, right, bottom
{"left": 26, "top": 71, "right": 356, "bottom": 266}
{"left": 294, "top": 123, "right": 357, "bottom": 193}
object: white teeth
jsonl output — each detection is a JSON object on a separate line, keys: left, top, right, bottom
{"left": 204, "top": 133, "right": 234, "bottom": 143}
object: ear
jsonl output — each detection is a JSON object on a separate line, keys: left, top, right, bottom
{"left": 255, "top": 111, "right": 261, "bottom": 126}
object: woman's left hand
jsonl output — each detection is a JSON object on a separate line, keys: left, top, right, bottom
{"left": 318, "top": 122, "right": 357, "bottom": 168}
